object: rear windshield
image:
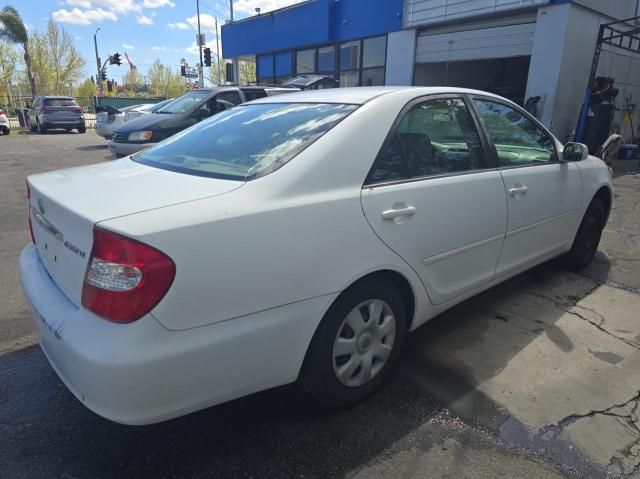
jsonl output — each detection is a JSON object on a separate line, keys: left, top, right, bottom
{"left": 44, "top": 98, "right": 77, "bottom": 107}
{"left": 157, "top": 90, "right": 209, "bottom": 114}
{"left": 134, "top": 103, "right": 357, "bottom": 181}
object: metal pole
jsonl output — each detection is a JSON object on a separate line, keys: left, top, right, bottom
{"left": 93, "top": 27, "right": 101, "bottom": 85}
{"left": 230, "top": 0, "right": 240, "bottom": 83}
{"left": 576, "top": 24, "right": 606, "bottom": 143}
{"left": 196, "top": 0, "right": 204, "bottom": 87}
{"left": 215, "top": 16, "right": 222, "bottom": 85}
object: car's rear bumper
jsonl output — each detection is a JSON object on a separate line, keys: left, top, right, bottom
{"left": 20, "top": 244, "right": 332, "bottom": 425}
{"left": 95, "top": 124, "right": 114, "bottom": 139}
{"left": 42, "top": 119, "right": 85, "bottom": 130}
{"left": 107, "top": 140, "right": 155, "bottom": 157}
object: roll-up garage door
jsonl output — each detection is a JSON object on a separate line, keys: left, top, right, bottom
{"left": 416, "top": 22, "right": 536, "bottom": 63}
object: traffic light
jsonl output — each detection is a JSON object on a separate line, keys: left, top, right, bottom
{"left": 180, "top": 65, "right": 186, "bottom": 77}
{"left": 100, "top": 68, "right": 107, "bottom": 81}
{"left": 111, "top": 53, "right": 122, "bottom": 66}
{"left": 203, "top": 48, "right": 212, "bottom": 67}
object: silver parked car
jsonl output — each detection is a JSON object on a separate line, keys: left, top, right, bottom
{"left": 28, "top": 96, "right": 86, "bottom": 134}
{"left": 124, "top": 99, "right": 174, "bottom": 122}
{"left": 95, "top": 104, "right": 143, "bottom": 139}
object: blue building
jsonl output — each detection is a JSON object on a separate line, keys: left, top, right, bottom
{"left": 221, "top": 0, "right": 408, "bottom": 87}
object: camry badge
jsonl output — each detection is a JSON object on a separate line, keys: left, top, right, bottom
{"left": 37, "top": 198, "right": 45, "bottom": 215}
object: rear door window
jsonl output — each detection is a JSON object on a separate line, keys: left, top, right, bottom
{"left": 368, "top": 97, "right": 487, "bottom": 184}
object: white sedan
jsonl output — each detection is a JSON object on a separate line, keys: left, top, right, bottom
{"left": 20, "top": 87, "right": 612, "bottom": 425}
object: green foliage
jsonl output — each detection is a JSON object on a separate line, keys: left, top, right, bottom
{"left": 75, "top": 77, "right": 95, "bottom": 98}
{"left": 0, "top": 5, "right": 27, "bottom": 45}
{"left": 147, "top": 59, "right": 188, "bottom": 97}
{"left": 29, "top": 19, "right": 86, "bottom": 95}
{"left": 0, "top": 40, "right": 20, "bottom": 95}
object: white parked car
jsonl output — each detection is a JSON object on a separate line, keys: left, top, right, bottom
{"left": 21, "top": 87, "right": 612, "bottom": 425}
{"left": 95, "top": 104, "right": 144, "bottom": 139}
{"left": 124, "top": 99, "right": 174, "bottom": 122}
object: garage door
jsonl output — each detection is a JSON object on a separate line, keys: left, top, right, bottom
{"left": 416, "top": 22, "right": 536, "bottom": 63}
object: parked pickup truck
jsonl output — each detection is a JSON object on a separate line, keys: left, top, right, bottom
{"left": 108, "top": 86, "right": 296, "bottom": 158}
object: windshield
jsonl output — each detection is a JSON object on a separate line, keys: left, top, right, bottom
{"left": 44, "top": 98, "right": 77, "bottom": 107}
{"left": 150, "top": 99, "right": 173, "bottom": 113}
{"left": 134, "top": 103, "right": 357, "bottom": 181}
{"left": 157, "top": 91, "right": 209, "bottom": 114}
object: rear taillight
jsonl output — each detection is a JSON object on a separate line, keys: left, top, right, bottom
{"left": 72, "top": 107, "right": 83, "bottom": 113}
{"left": 26, "top": 181, "right": 35, "bottom": 244}
{"left": 81, "top": 227, "right": 175, "bottom": 323}
{"left": 0, "top": 109, "right": 4, "bottom": 115}
{"left": 40, "top": 107, "right": 48, "bottom": 114}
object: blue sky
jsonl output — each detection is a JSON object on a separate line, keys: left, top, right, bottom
{"left": 19, "top": 0, "right": 303, "bottom": 81}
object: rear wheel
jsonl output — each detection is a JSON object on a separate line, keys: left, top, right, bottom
{"left": 78, "top": 127, "right": 86, "bottom": 134}
{"left": 299, "top": 277, "right": 407, "bottom": 407}
{"left": 4, "top": 128, "right": 9, "bottom": 135}
{"left": 561, "top": 198, "right": 605, "bottom": 271}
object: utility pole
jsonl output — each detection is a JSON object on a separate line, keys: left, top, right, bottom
{"left": 93, "top": 27, "right": 101, "bottom": 90}
{"left": 196, "top": 0, "right": 204, "bottom": 87}
{"left": 215, "top": 16, "right": 222, "bottom": 85}
{"left": 230, "top": 0, "right": 239, "bottom": 84}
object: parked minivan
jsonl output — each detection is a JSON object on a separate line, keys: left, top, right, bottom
{"left": 108, "top": 86, "right": 296, "bottom": 157}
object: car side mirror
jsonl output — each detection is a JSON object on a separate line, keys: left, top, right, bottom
{"left": 197, "top": 107, "right": 211, "bottom": 121}
{"left": 563, "top": 142, "right": 589, "bottom": 162}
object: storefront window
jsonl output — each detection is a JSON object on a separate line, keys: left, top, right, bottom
{"left": 361, "top": 67, "right": 385, "bottom": 86}
{"left": 318, "top": 46, "right": 335, "bottom": 73}
{"left": 363, "top": 36, "right": 386, "bottom": 68}
{"left": 340, "top": 41, "right": 360, "bottom": 70}
{"left": 340, "top": 70, "right": 359, "bottom": 88}
{"left": 275, "top": 51, "right": 293, "bottom": 78}
{"left": 296, "top": 49, "right": 315, "bottom": 74}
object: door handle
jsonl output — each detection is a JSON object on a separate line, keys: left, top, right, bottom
{"left": 382, "top": 205, "right": 416, "bottom": 220}
{"left": 508, "top": 185, "right": 529, "bottom": 197}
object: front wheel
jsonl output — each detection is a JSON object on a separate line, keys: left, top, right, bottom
{"left": 299, "top": 277, "right": 407, "bottom": 407}
{"left": 560, "top": 198, "right": 605, "bottom": 271}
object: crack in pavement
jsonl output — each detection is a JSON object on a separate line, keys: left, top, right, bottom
{"left": 539, "top": 391, "right": 640, "bottom": 478}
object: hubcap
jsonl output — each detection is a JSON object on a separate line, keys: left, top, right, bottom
{"left": 332, "top": 299, "right": 396, "bottom": 388}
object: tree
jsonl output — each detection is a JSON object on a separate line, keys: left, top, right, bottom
{"left": 123, "top": 68, "right": 142, "bottom": 95}
{"left": 29, "top": 19, "right": 85, "bottom": 95}
{"left": 0, "top": 40, "right": 19, "bottom": 98}
{"left": 75, "top": 77, "right": 95, "bottom": 99}
{"left": 147, "top": 59, "right": 187, "bottom": 97}
{"left": 0, "top": 5, "right": 36, "bottom": 101}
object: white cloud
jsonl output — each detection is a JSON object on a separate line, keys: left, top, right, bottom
{"left": 184, "top": 41, "right": 200, "bottom": 55}
{"left": 74, "top": 35, "right": 83, "bottom": 40}
{"left": 151, "top": 46, "right": 167, "bottom": 51}
{"left": 136, "top": 14, "right": 154, "bottom": 25}
{"left": 143, "top": 0, "right": 175, "bottom": 7}
{"left": 52, "top": 7, "right": 117, "bottom": 25}
{"left": 167, "top": 22, "right": 189, "bottom": 30}
{"left": 185, "top": 13, "right": 218, "bottom": 35}
{"left": 122, "top": 43, "right": 135, "bottom": 50}
{"left": 66, "top": 0, "right": 141, "bottom": 13}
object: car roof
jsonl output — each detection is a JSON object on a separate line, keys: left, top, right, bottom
{"left": 247, "top": 86, "right": 505, "bottom": 105}
{"left": 42, "top": 96, "right": 74, "bottom": 100}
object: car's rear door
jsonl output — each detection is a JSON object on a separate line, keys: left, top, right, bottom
{"left": 361, "top": 95, "right": 507, "bottom": 305}
{"left": 470, "top": 97, "right": 582, "bottom": 275}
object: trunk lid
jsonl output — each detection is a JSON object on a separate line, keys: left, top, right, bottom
{"left": 28, "top": 158, "right": 243, "bottom": 306}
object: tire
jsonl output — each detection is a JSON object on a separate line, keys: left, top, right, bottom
{"left": 78, "top": 127, "right": 86, "bottom": 134}
{"left": 4, "top": 128, "right": 9, "bottom": 135}
{"left": 561, "top": 198, "right": 605, "bottom": 271}
{"left": 37, "top": 120, "right": 46, "bottom": 134}
{"left": 299, "top": 276, "right": 407, "bottom": 407}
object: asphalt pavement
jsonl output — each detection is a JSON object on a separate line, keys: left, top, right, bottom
{"left": 1, "top": 130, "right": 639, "bottom": 478}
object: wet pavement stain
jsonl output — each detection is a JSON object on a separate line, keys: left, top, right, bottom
{"left": 588, "top": 349, "right": 625, "bottom": 365}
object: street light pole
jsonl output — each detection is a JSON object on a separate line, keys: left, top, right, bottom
{"left": 196, "top": 0, "right": 204, "bottom": 87}
{"left": 93, "top": 27, "right": 101, "bottom": 85}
